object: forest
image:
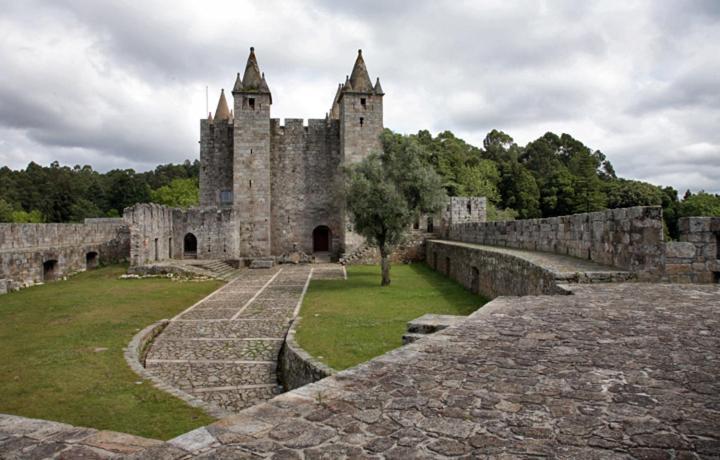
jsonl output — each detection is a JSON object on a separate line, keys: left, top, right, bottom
{"left": 1, "top": 129, "right": 718, "bottom": 240}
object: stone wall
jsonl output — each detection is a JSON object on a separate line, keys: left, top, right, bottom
{"left": 124, "top": 203, "right": 174, "bottom": 266}
{"left": 278, "top": 318, "right": 335, "bottom": 391}
{"left": 124, "top": 203, "right": 238, "bottom": 265}
{"left": 664, "top": 217, "right": 720, "bottom": 283}
{"left": 270, "top": 118, "right": 344, "bottom": 257}
{"left": 426, "top": 240, "right": 568, "bottom": 298}
{"left": 448, "top": 206, "right": 664, "bottom": 278}
{"left": 0, "top": 221, "right": 129, "bottom": 291}
{"left": 199, "top": 118, "right": 234, "bottom": 207}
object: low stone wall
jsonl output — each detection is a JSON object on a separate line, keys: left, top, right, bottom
{"left": 447, "top": 206, "right": 664, "bottom": 278}
{"left": 343, "top": 231, "right": 431, "bottom": 265}
{"left": 0, "top": 221, "right": 129, "bottom": 291}
{"left": 278, "top": 317, "right": 335, "bottom": 391}
{"left": 426, "top": 240, "right": 570, "bottom": 298}
{"left": 664, "top": 217, "right": 720, "bottom": 283}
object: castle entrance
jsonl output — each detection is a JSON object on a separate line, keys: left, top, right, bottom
{"left": 184, "top": 233, "right": 198, "bottom": 259}
{"left": 313, "top": 226, "right": 331, "bottom": 253}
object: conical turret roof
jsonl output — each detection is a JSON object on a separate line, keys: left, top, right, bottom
{"left": 374, "top": 77, "right": 384, "bottom": 95}
{"left": 232, "top": 73, "right": 243, "bottom": 93}
{"left": 241, "top": 47, "right": 269, "bottom": 92}
{"left": 349, "top": 49, "right": 373, "bottom": 93}
{"left": 214, "top": 89, "right": 230, "bottom": 120}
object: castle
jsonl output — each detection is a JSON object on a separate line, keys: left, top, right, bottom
{"left": 195, "top": 47, "right": 384, "bottom": 260}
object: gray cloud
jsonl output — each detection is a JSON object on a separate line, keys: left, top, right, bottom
{"left": 0, "top": 0, "right": 718, "bottom": 195}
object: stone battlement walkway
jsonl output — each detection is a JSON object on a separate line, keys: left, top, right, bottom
{"left": 430, "top": 239, "right": 635, "bottom": 283}
{"left": 144, "top": 263, "right": 345, "bottom": 415}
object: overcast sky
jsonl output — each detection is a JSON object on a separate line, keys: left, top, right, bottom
{"left": 1, "top": 0, "right": 718, "bottom": 193}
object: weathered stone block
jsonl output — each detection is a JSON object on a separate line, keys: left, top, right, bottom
{"left": 665, "top": 242, "right": 696, "bottom": 259}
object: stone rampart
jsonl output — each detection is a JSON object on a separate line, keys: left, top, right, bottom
{"left": 664, "top": 217, "right": 720, "bottom": 283}
{"left": 426, "top": 240, "right": 570, "bottom": 297}
{"left": 124, "top": 203, "right": 175, "bottom": 266}
{"left": 448, "top": 206, "right": 664, "bottom": 278}
{"left": 0, "top": 221, "right": 129, "bottom": 291}
{"left": 278, "top": 317, "right": 335, "bottom": 391}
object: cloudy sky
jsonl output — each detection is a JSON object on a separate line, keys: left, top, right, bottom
{"left": 1, "top": 0, "right": 718, "bottom": 193}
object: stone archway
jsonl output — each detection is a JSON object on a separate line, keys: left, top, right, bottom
{"left": 86, "top": 252, "right": 99, "bottom": 269}
{"left": 313, "top": 226, "right": 331, "bottom": 253}
{"left": 43, "top": 260, "right": 58, "bottom": 282}
{"left": 184, "top": 233, "right": 198, "bottom": 259}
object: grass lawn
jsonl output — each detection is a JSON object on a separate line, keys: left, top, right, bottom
{"left": 296, "top": 263, "right": 487, "bottom": 370}
{"left": 0, "top": 264, "right": 222, "bottom": 440}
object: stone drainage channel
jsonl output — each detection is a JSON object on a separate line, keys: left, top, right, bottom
{"left": 140, "top": 263, "right": 345, "bottom": 416}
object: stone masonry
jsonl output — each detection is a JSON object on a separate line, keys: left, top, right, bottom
{"left": 162, "top": 47, "right": 386, "bottom": 263}
{"left": 0, "top": 219, "right": 129, "bottom": 291}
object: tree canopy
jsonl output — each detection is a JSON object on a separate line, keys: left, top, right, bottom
{"left": 346, "top": 130, "right": 446, "bottom": 285}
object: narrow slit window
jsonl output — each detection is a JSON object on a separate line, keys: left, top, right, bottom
{"left": 359, "top": 117, "right": 364, "bottom": 127}
{"left": 249, "top": 179, "right": 253, "bottom": 189}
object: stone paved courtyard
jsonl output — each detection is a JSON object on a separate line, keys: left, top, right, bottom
{"left": 1, "top": 275, "right": 719, "bottom": 458}
{"left": 148, "top": 283, "right": 719, "bottom": 458}
{"left": 145, "top": 264, "right": 345, "bottom": 414}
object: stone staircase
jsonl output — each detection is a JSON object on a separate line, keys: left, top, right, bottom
{"left": 186, "top": 260, "right": 241, "bottom": 280}
{"left": 339, "top": 243, "right": 375, "bottom": 265}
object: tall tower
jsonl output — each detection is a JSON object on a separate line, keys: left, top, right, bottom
{"left": 199, "top": 90, "right": 233, "bottom": 207}
{"left": 232, "top": 47, "right": 273, "bottom": 257}
{"left": 338, "top": 50, "right": 384, "bottom": 164}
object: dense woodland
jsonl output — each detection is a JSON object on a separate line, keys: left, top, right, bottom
{"left": 1, "top": 129, "right": 719, "bottom": 240}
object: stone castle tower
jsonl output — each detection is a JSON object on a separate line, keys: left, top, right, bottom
{"left": 197, "top": 47, "right": 384, "bottom": 260}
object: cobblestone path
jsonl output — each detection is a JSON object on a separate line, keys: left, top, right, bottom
{"left": 144, "top": 264, "right": 345, "bottom": 414}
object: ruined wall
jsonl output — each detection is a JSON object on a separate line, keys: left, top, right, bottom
{"left": 173, "top": 207, "right": 237, "bottom": 260}
{"left": 124, "top": 203, "right": 175, "bottom": 267}
{"left": 0, "top": 221, "right": 129, "bottom": 291}
{"left": 199, "top": 119, "right": 234, "bottom": 207}
{"left": 664, "top": 217, "right": 720, "bottom": 283}
{"left": 270, "top": 118, "right": 343, "bottom": 256}
{"left": 426, "top": 240, "right": 567, "bottom": 298}
{"left": 448, "top": 206, "right": 664, "bottom": 277}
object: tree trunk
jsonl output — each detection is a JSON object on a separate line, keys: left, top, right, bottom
{"left": 380, "top": 247, "right": 391, "bottom": 286}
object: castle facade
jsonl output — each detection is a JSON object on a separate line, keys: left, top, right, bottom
{"left": 196, "top": 47, "right": 384, "bottom": 259}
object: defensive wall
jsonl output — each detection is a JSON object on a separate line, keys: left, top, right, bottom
{"left": 0, "top": 218, "right": 129, "bottom": 292}
{"left": 429, "top": 206, "right": 720, "bottom": 297}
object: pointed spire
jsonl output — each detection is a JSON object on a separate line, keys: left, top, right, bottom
{"left": 214, "top": 89, "right": 230, "bottom": 120}
{"left": 343, "top": 75, "right": 353, "bottom": 92}
{"left": 259, "top": 72, "right": 270, "bottom": 92}
{"left": 241, "top": 46, "right": 267, "bottom": 91}
{"left": 374, "top": 77, "right": 384, "bottom": 95}
{"left": 232, "top": 72, "right": 243, "bottom": 93}
{"left": 330, "top": 83, "right": 343, "bottom": 119}
{"left": 349, "top": 49, "right": 373, "bottom": 92}
{"left": 208, "top": 112, "right": 213, "bottom": 122}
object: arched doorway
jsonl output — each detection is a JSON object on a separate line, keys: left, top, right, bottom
{"left": 43, "top": 260, "right": 58, "bottom": 282}
{"left": 184, "top": 233, "right": 198, "bottom": 259}
{"left": 313, "top": 226, "right": 331, "bottom": 253}
{"left": 86, "top": 252, "right": 99, "bottom": 269}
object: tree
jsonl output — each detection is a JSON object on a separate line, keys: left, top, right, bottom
{"left": 0, "top": 199, "right": 14, "bottom": 222}
{"left": 150, "top": 178, "right": 199, "bottom": 208}
{"left": 679, "top": 192, "right": 720, "bottom": 218}
{"left": 346, "top": 130, "right": 446, "bottom": 286}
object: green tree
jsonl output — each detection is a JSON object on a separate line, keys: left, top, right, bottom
{"left": 346, "top": 130, "right": 446, "bottom": 286}
{"left": 678, "top": 192, "right": 720, "bottom": 217}
{"left": 11, "top": 209, "right": 44, "bottom": 223}
{"left": 0, "top": 199, "right": 15, "bottom": 222}
{"left": 150, "top": 178, "right": 199, "bottom": 208}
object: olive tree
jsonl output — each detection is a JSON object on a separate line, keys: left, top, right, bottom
{"left": 346, "top": 130, "right": 446, "bottom": 286}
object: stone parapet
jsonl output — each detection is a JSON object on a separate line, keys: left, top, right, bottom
{"left": 278, "top": 317, "right": 336, "bottom": 391}
{"left": 664, "top": 216, "right": 720, "bottom": 283}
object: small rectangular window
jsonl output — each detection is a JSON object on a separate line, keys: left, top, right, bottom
{"left": 360, "top": 97, "right": 366, "bottom": 107}
{"left": 219, "top": 190, "right": 233, "bottom": 205}
{"left": 248, "top": 98, "right": 255, "bottom": 109}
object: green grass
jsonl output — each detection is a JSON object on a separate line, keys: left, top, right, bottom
{"left": 0, "top": 265, "right": 222, "bottom": 440}
{"left": 296, "top": 264, "right": 487, "bottom": 370}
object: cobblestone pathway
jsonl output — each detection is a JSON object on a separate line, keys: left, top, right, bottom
{"left": 145, "top": 263, "right": 345, "bottom": 414}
